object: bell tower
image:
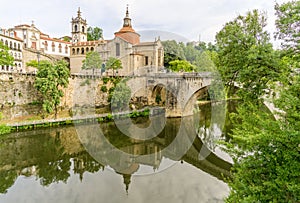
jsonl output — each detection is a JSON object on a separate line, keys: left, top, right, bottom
{"left": 71, "top": 7, "right": 87, "bottom": 43}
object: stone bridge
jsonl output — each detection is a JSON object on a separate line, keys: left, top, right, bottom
{"left": 125, "top": 72, "right": 216, "bottom": 117}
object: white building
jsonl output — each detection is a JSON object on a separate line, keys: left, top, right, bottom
{"left": 0, "top": 28, "right": 23, "bottom": 72}
{"left": 13, "top": 23, "right": 71, "bottom": 58}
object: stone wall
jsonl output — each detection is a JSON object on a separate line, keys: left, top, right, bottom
{"left": 0, "top": 73, "right": 113, "bottom": 120}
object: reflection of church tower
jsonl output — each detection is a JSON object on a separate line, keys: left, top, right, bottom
{"left": 114, "top": 5, "right": 140, "bottom": 45}
{"left": 122, "top": 174, "right": 132, "bottom": 194}
{"left": 71, "top": 7, "right": 87, "bottom": 44}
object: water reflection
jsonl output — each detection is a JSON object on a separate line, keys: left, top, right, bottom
{"left": 0, "top": 102, "right": 235, "bottom": 202}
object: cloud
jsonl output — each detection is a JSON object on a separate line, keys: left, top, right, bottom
{"left": 0, "top": 0, "right": 292, "bottom": 42}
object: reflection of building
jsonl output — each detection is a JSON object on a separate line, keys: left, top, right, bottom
{"left": 70, "top": 7, "right": 164, "bottom": 76}
{"left": 0, "top": 28, "right": 23, "bottom": 72}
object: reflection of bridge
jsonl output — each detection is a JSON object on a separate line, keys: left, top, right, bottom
{"left": 125, "top": 72, "right": 215, "bottom": 117}
{"left": 0, "top": 117, "right": 232, "bottom": 194}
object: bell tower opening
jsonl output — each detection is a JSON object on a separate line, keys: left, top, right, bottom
{"left": 71, "top": 7, "right": 87, "bottom": 44}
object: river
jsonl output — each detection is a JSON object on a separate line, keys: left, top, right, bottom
{"left": 0, "top": 101, "right": 235, "bottom": 203}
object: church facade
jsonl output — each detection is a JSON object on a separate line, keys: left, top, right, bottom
{"left": 70, "top": 7, "right": 164, "bottom": 76}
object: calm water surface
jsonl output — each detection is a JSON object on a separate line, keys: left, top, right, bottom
{"left": 0, "top": 102, "right": 235, "bottom": 203}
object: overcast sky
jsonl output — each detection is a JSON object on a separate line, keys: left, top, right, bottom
{"left": 0, "top": 0, "right": 291, "bottom": 43}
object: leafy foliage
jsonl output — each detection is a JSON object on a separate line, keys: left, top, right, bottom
{"left": 0, "top": 41, "right": 14, "bottom": 66}
{"left": 110, "top": 82, "right": 131, "bottom": 111}
{"left": 0, "top": 125, "right": 11, "bottom": 135}
{"left": 28, "top": 60, "right": 70, "bottom": 118}
{"left": 106, "top": 57, "right": 122, "bottom": 76}
{"left": 161, "top": 40, "right": 186, "bottom": 68}
{"left": 82, "top": 51, "right": 103, "bottom": 76}
{"left": 87, "top": 26, "right": 103, "bottom": 41}
{"left": 218, "top": 6, "right": 300, "bottom": 203}
{"left": 275, "top": 0, "right": 300, "bottom": 63}
{"left": 215, "top": 9, "right": 282, "bottom": 99}
{"left": 168, "top": 60, "right": 196, "bottom": 72}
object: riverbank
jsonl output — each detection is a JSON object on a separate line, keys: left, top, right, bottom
{"left": 2, "top": 108, "right": 152, "bottom": 133}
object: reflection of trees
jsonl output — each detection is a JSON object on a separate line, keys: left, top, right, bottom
{"left": 0, "top": 170, "right": 17, "bottom": 194}
{"left": 0, "top": 113, "right": 232, "bottom": 194}
{"left": 0, "top": 128, "right": 104, "bottom": 193}
{"left": 38, "top": 154, "right": 71, "bottom": 186}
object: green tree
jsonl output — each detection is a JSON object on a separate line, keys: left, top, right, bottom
{"left": 106, "top": 57, "right": 122, "bottom": 76}
{"left": 27, "top": 60, "right": 70, "bottom": 119}
{"left": 110, "top": 82, "right": 131, "bottom": 111}
{"left": 82, "top": 51, "right": 103, "bottom": 76}
{"left": 215, "top": 10, "right": 281, "bottom": 99}
{"left": 182, "top": 43, "right": 199, "bottom": 63}
{"left": 194, "top": 50, "right": 217, "bottom": 72}
{"left": 275, "top": 0, "right": 300, "bottom": 64}
{"left": 0, "top": 41, "right": 14, "bottom": 66}
{"left": 87, "top": 26, "right": 103, "bottom": 41}
{"left": 162, "top": 40, "right": 186, "bottom": 68}
{"left": 168, "top": 60, "right": 196, "bottom": 72}
{"left": 219, "top": 6, "right": 300, "bottom": 203}
{"left": 224, "top": 75, "right": 300, "bottom": 202}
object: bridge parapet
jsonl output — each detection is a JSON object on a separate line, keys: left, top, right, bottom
{"left": 124, "top": 72, "right": 214, "bottom": 117}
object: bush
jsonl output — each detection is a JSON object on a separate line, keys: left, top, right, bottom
{"left": 0, "top": 124, "right": 11, "bottom": 135}
{"left": 102, "top": 77, "right": 109, "bottom": 84}
{"left": 101, "top": 85, "right": 107, "bottom": 92}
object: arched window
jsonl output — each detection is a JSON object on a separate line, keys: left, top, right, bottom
{"left": 52, "top": 42, "right": 55, "bottom": 52}
{"left": 76, "top": 48, "right": 80, "bottom": 54}
{"left": 86, "top": 47, "right": 89, "bottom": 52}
{"left": 65, "top": 45, "right": 68, "bottom": 54}
{"left": 5, "top": 40, "right": 8, "bottom": 46}
{"left": 72, "top": 48, "right": 75, "bottom": 55}
{"left": 0, "top": 39, "right": 3, "bottom": 43}
{"left": 58, "top": 44, "right": 62, "bottom": 53}
{"left": 9, "top": 41, "right": 12, "bottom": 48}
{"left": 18, "top": 43, "right": 20, "bottom": 51}
{"left": 91, "top": 47, "right": 94, "bottom": 51}
{"left": 81, "top": 48, "right": 84, "bottom": 54}
{"left": 44, "top": 41, "right": 48, "bottom": 51}
{"left": 82, "top": 26, "right": 85, "bottom": 33}
{"left": 74, "top": 25, "right": 78, "bottom": 32}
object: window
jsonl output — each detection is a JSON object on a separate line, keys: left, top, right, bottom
{"left": 31, "top": 42, "right": 36, "bottom": 49}
{"left": 14, "top": 42, "right": 16, "bottom": 50}
{"left": 145, "top": 56, "right": 149, "bottom": 66}
{"left": 116, "top": 43, "right": 120, "bottom": 57}
{"left": 52, "top": 42, "right": 55, "bottom": 52}
{"left": 44, "top": 41, "right": 48, "bottom": 51}
{"left": 58, "top": 44, "right": 62, "bottom": 53}
{"left": 77, "top": 48, "right": 80, "bottom": 54}
{"left": 74, "top": 25, "right": 78, "bottom": 32}
{"left": 18, "top": 43, "right": 20, "bottom": 51}
{"left": 5, "top": 40, "right": 8, "bottom": 46}
{"left": 9, "top": 41, "right": 12, "bottom": 49}
{"left": 82, "top": 26, "right": 85, "bottom": 33}
{"left": 81, "top": 48, "right": 84, "bottom": 54}
{"left": 72, "top": 48, "right": 75, "bottom": 55}
{"left": 65, "top": 45, "right": 68, "bottom": 54}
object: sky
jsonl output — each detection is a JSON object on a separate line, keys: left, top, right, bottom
{"left": 0, "top": 0, "right": 291, "bottom": 44}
